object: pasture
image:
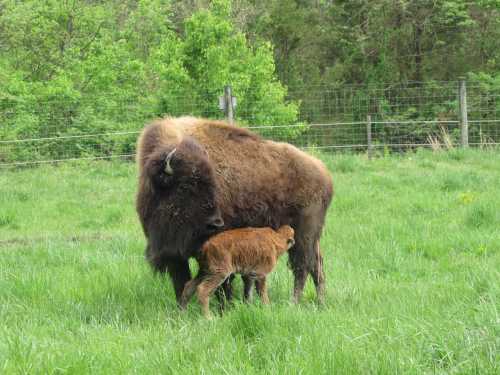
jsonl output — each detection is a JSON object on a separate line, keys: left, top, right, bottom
{"left": 0, "top": 149, "right": 499, "bottom": 374}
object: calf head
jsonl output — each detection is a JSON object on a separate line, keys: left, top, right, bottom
{"left": 277, "top": 225, "right": 295, "bottom": 250}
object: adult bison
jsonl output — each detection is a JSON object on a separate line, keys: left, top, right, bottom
{"left": 136, "top": 117, "right": 333, "bottom": 304}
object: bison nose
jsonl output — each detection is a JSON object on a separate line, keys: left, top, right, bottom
{"left": 207, "top": 216, "right": 224, "bottom": 231}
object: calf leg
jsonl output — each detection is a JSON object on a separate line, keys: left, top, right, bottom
{"left": 255, "top": 276, "right": 270, "bottom": 304}
{"left": 180, "top": 275, "right": 202, "bottom": 309}
{"left": 197, "top": 273, "right": 229, "bottom": 318}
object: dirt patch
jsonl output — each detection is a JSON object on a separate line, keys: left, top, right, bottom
{"left": 0, "top": 233, "right": 115, "bottom": 248}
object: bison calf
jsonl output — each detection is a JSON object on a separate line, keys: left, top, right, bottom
{"left": 180, "top": 225, "right": 295, "bottom": 317}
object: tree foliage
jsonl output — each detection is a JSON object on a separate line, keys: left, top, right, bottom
{"left": 0, "top": 0, "right": 298, "bottom": 162}
{"left": 1, "top": 0, "right": 500, "bottom": 162}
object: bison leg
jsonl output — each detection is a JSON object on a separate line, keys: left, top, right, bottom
{"left": 215, "top": 274, "right": 235, "bottom": 311}
{"left": 288, "top": 236, "right": 309, "bottom": 303}
{"left": 310, "top": 241, "right": 326, "bottom": 305}
{"left": 255, "top": 277, "right": 269, "bottom": 305}
{"left": 290, "top": 206, "right": 327, "bottom": 304}
{"left": 290, "top": 244, "right": 325, "bottom": 304}
{"left": 242, "top": 275, "right": 254, "bottom": 303}
{"left": 291, "top": 267, "right": 308, "bottom": 304}
{"left": 165, "top": 258, "right": 192, "bottom": 303}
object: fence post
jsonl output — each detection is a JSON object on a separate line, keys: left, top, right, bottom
{"left": 224, "top": 85, "right": 234, "bottom": 125}
{"left": 459, "top": 79, "right": 469, "bottom": 147}
{"left": 367, "top": 115, "right": 373, "bottom": 159}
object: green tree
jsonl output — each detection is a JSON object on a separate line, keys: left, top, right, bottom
{"left": 0, "top": 0, "right": 300, "bottom": 163}
{"left": 178, "top": 0, "right": 299, "bottom": 128}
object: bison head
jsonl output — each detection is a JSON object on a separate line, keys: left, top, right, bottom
{"left": 142, "top": 137, "right": 224, "bottom": 259}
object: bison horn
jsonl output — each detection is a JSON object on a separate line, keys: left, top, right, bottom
{"left": 164, "top": 148, "right": 176, "bottom": 175}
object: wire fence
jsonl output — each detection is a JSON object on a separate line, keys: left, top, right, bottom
{"left": 1, "top": 81, "right": 499, "bottom": 167}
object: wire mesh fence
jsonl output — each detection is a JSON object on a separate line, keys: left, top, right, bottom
{"left": 1, "top": 81, "right": 499, "bottom": 167}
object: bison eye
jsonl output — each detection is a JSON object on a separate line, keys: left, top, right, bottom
{"left": 200, "top": 202, "right": 214, "bottom": 211}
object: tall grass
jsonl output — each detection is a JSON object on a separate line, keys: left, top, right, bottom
{"left": 1, "top": 149, "right": 499, "bottom": 374}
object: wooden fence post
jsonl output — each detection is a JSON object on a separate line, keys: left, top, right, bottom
{"left": 224, "top": 85, "right": 234, "bottom": 125}
{"left": 459, "top": 79, "right": 469, "bottom": 147}
{"left": 367, "top": 115, "right": 373, "bottom": 159}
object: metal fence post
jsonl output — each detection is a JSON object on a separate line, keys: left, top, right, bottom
{"left": 224, "top": 85, "right": 234, "bottom": 125}
{"left": 367, "top": 115, "right": 373, "bottom": 159}
{"left": 459, "top": 79, "right": 469, "bottom": 147}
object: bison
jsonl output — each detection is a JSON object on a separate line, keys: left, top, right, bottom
{"left": 180, "top": 225, "right": 295, "bottom": 317}
{"left": 136, "top": 117, "right": 333, "bottom": 305}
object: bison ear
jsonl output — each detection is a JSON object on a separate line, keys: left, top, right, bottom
{"left": 164, "top": 148, "right": 176, "bottom": 175}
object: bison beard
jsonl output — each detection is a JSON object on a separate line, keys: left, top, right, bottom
{"left": 136, "top": 117, "right": 333, "bottom": 304}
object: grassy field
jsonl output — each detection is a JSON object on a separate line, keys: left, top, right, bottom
{"left": 1, "top": 149, "right": 499, "bottom": 374}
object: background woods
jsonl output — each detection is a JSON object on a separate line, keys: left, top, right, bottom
{"left": 1, "top": 0, "right": 500, "bottom": 163}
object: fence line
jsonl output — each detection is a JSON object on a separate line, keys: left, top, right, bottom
{"left": 0, "top": 154, "right": 135, "bottom": 167}
{"left": 1, "top": 80, "right": 499, "bottom": 167}
{"left": 0, "top": 131, "right": 142, "bottom": 144}
{"left": 1, "top": 121, "right": 498, "bottom": 168}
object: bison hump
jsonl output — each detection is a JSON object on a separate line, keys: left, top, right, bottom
{"left": 196, "top": 120, "right": 261, "bottom": 144}
{"left": 226, "top": 126, "right": 260, "bottom": 143}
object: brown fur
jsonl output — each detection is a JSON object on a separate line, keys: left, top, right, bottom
{"left": 180, "top": 226, "right": 295, "bottom": 317}
{"left": 136, "top": 127, "right": 224, "bottom": 300}
{"left": 136, "top": 116, "right": 333, "bottom": 304}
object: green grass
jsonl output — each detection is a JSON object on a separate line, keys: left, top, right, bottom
{"left": 1, "top": 149, "right": 499, "bottom": 374}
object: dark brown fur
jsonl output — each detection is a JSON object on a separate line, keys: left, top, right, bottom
{"left": 180, "top": 226, "right": 295, "bottom": 317}
{"left": 136, "top": 116, "right": 333, "bottom": 304}
{"left": 136, "top": 130, "right": 224, "bottom": 300}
